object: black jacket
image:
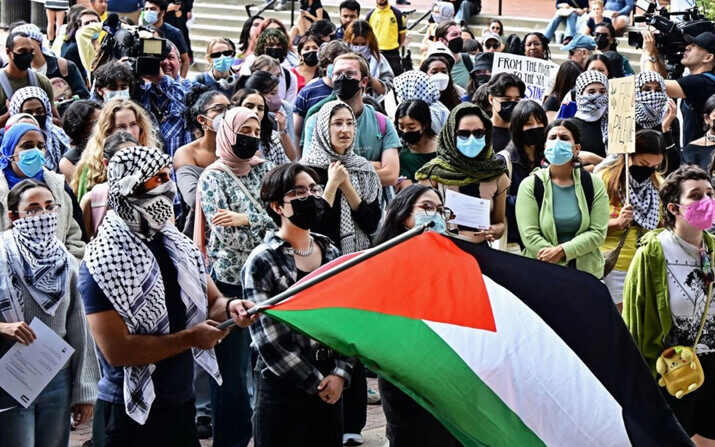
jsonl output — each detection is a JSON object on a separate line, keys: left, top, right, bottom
{"left": 45, "top": 55, "right": 90, "bottom": 99}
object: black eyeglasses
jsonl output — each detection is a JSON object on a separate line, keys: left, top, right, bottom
{"left": 210, "top": 50, "right": 236, "bottom": 59}
{"left": 285, "top": 185, "right": 325, "bottom": 200}
{"left": 456, "top": 129, "right": 486, "bottom": 140}
{"left": 203, "top": 104, "right": 231, "bottom": 115}
{"left": 485, "top": 42, "right": 499, "bottom": 50}
{"left": 413, "top": 203, "right": 455, "bottom": 221}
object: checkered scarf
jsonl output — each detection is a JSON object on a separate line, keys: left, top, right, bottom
{"left": 574, "top": 71, "right": 609, "bottom": 144}
{"left": 394, "top": 70, "right": 441, "bottom": 105}
{"left": 0, "top": 213, "right": 70, "bottom": 323}
{"left": 9, "top": 86, "right": 70, "bottom": 172}
{"left": 12, "top": 24, "right": 54, "bottom": 57}
{"left": 85, "top": 146, "right": 221, "bottom": 425}
{"left": 635, "top": 71, "right": 667, "bottom": 129}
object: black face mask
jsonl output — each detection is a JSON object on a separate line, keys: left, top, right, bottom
{"left": 447, "top": 36, "right": 464, "bottom": 53}
{"left": 398, "top": 129, "right": 422, "bottom": 145}
{"left": 497, "top": 100, "right": 518, "bottom": 122}
{"left": 303, "top": 51, "right": 318, "bottom": 67}
{"left": 522, "top": 127, "right": 545, "bottom": 146}
{"left": 232, "top": 134, "right": 260, "bottom": 159}
{"left": 287, "top": 196, "right": 324, "bottom": 230}
{"left": 333, "top": 76, "right": 361, "bottom": 100}
{"left": 629, "top": 165, "right": 656, "bottom": 183}
{"left": 12, "top": 52, "right": 33, "bottom": 71}
{"left": 596, "top": 35, "right": 610, "bottom": 51}
{"left": 475, "top": 74, "right": 491, "bottom": 87}
{"left": 265, "top": 47, "right": 287, "bottom": 63}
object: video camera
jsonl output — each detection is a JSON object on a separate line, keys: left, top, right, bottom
{"left": 98, "top": 13, "right": 171, "bottom": 77}
{"left": 628, "top": 0, "right": 714, "bottom": 78}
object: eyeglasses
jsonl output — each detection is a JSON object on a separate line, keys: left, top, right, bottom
{"left": 334, "top": 70, "right": 359, "bottom": 79}
{"left": 19, "top": 204, "right": 62, "bottom": 217}
{"left": 413, "top": 203, "right": 454, "bottom": 221}
{"left": 485, "top": 42, "right": 500, "bottom": 50}
{"left": 203, "top": 104, "right": 231, "bottom": 115}
{"left": 456, "top": 129, "right": 486, "bottom": 140}
{"left": 210, "top": 50, "right": 236, "bottom": 59}
{"left": 285, "top": 185, "right": 325, "bottom": 200}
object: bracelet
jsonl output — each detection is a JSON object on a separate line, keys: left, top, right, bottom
{"left": 324, "top": 192, "right": 335, "bottom": 200}
{"left": 225, "top": 297, "right": 238, "bottom": 320}
{"left": 279, "top": 128, "right": 289, "bottom": 135}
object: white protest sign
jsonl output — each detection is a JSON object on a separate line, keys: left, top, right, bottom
{"left": 491, "top": 53, "right": 559, "bottom": 102}
{"left": 607, "top": 76, "right": 636, "bottom": 154}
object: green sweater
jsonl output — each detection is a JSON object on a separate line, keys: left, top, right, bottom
{"left": 515, "top": 167, "right": 609, "bottom": 278}
{"left": 623, "top": 229, "right": 715, "bottom": 377}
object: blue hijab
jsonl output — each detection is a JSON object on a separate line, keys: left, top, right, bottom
{"left": 0, "top": 123, "right": 44, "bottom": 189}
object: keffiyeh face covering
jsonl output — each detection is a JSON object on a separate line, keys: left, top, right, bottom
{"left": 125, "top": 181, "right": 177, "bottom": 237}
{"left": 635, "top": 71, "right": 667, "bottom": 129}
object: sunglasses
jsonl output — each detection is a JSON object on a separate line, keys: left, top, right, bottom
{"left": 485, "top": 42, "right": 499, "bottom": 50}
{"left": 456, "top": 129, "right": 486, "bottom": 140}
{"left": 210, "top": 50, "right": 236, "bottom": 59}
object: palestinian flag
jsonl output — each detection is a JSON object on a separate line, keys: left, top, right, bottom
{"left": 264, "top": 233, "right": 691, "bottom": 446}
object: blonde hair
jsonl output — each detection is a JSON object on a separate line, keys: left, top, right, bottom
{"left": 251, "top": 55, "right": 281, "bottom": 73}
{"left": 590, "top": 0, "right": 604, "bottom": 7}
{"left": 71, "top": 98, "right": 158, "bottom": 194}
{"left": 205, "top": 38, "right": 235, "bottom": 63}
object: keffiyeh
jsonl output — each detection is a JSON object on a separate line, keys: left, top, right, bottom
{"left": 432, "top": 1, "right": 455, "bottom": 23}
{"left": 574, "top": 70, "right": 609, "bottom": 144}
{"left": 622, "top": 173, "right": 660, "bottom": 230}
{"left": 85, "top": 146, "right": 221, "bottom": 425}
{"left": 12, "top": 24, "right": 54, "bottom": 57}
{"left": 635, "top": 71, "right": 667, "bottom": 129}
{"left": 9, "top": 87, "right": 70, "bottom": 172}
{"left": 301, "top": 100, "right": 381, "bottom": 253}
{"left": 394, "top": 71, "right": 450, "bottom": 134}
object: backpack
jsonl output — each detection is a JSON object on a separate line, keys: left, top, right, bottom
{"left": 375, "top": 110, "right": 387, "bottom": 137}
{"left": 460, "top": 53, "right": 474, "bottom": 73}
{"left": 532, "top": 167, "right": 594, "bottom": 213}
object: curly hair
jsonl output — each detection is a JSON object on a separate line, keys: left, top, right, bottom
{"left": 521, "top": 32, "right": 551, "bottom": 60}
{"left": 254, "top": 28, "right": 288, "bottom": 56}
{"left": 660, "top": 164, "right": 711, "bottom": 228}
{"left": 71, "top": 99, "right": 158, "bottom": 196}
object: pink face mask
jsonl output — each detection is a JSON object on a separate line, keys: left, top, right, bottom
{"left": 678, "top": 196, "right": 715, "bottom": 230}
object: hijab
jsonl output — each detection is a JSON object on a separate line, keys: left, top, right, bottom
{"left": 215, "top": 107, "right": 264, "bottom": 176}
{"left": 432, "top": 1, "right": 455, "bottom": 23}
{"left": 635, "top": 71, "right": 667, "bottom": 130}
{"left": 0, "top": 123, "right": 45, "bottom": 188}
{"left": 415, "top": 102, "right": 507, "bottom": 186}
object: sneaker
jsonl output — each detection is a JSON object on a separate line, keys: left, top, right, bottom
{"left": 367, "top": 387, "right": 381, "bottom": 405}
{"left": 343, "top": 433, "right": 364, "bottom": 446}
{"left": 196, "top": 416, "right": 213, "bottom": 440}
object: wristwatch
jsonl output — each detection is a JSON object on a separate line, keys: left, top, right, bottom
{"left": 279, "top": 128, "right": 289, "bottom": 135}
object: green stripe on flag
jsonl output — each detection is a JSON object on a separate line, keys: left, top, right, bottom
{"left": 266, "top": 307, "right": 545, "bottom": 447}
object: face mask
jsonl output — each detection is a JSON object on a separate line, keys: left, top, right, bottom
{"left": 327, "top": 64, "right": 334, "bottom": 78}
{"left": 211, "top": 112, "right": 225, "bottom": 132}
{"left": 333, "top": 76, "right": 361, "bottom": 100}
{"left": 349, "top": 44, "right": 372, "bottom": 60}
{"left": 15, "top": 148, "right": 45, "bottom": 177}
{"left": 128, "top": 181, "right": 177, "bottom": 233}
{"left": 398, "top": 129, "right": 422, "bottom": 145}
{"left": 430, "top": 73, "right": 450, "bottom": 92}
{"left": 11, "top": 52, "right": 33, "bottom": 71}
{"left": 14, "top": 213, "right": 58, "bottom": 242}
{"left": 265, "top": 47, "right": 287, "bottom": 63}
{"left": 497, "top": 100, "right": 518, "bottom": 122}
{"left": 286, "top": 196, "right": 324, "bottom": 230}
{"left": 576, "top": 93, "right": 608, "bottom": 119}
{"left": 414, "top": 211, "right": 447, "bottom": 234}
{"left": 143, "top": 10, "right": 159, "bottom": 26}
{"left": 447, "top": 36, "right": 463, "bottom": 53}
{"left": 522, "top": 127, "right": 545, "bottom": 147}
{"left": 629, "top": 164, "right": 656, "bottom": 184}
{"left": 635, "top": 91, "right": 667, "bottom": 125}
{"left": 475, "top": 74, "right": 491, "bottom": 87}
{"left": 104, "top": 88, "right": 130, "bottom": 101}
{"left": 677, "top": 196, "right": 715, "bottom": 230}
{"left": 303, "top": 51, "right": 318, "bottom": 67}
{"left": 544, "top": 139, "right": 574, "bottom": 166}
{"left": 212, "top": 55, "right": 234, "bottom": 73}
{"left": 596, "top": 35, "right": 610, "bottom": 51}
{"left": 456, "top": 135, "right": 486, "bottom": 158}
{"left": 232, "top": 134, "right": 260, "bottom": 159}
{"left": 266, "top": 95, "right": 282, "bottom": 113}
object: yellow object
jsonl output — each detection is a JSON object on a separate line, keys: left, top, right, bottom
{"left": 656, "top": 346, "right": 705, "bottom": 399}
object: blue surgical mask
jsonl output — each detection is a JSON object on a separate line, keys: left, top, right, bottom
{"left": 16, "top": 148, "right": 46, "bottom": 177}
{"left": 104, "top": 89, "right": 130, "bottom": 101}
{"left": 212, "top": 55, "right": 234, "bottom": 73}
{"left": 143, "top": 10, "right": 159, "bottom": 26}
{"left": 544, "top": 139, "right": 574, "bottom": 166}
{"left": 456, "top": 135, "right": 486, "bottom": 158}
{"left": 414, "top": 212, "right": 447, "bottom": 234}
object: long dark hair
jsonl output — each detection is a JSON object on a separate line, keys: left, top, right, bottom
{"left": 544, "top": 60, "right": 582, "bottom": 106}
{"left": 239, "top": 15, "right": 264, "bottom": 53}
{"left": 420, "top": 55, "right": 461, "bottom": 110}
{"left": 231, "top": 88, "right": 272, "bottom": 147}
{"left": 374, "top": 184, "right": 442, "bottom": 244}
{"left": 394, "top": 99, "right": 436, "bottom": 139}
{"left": 595, "top": 22, "right": 618, "bottom": 50}
{"left": 585, "top": 54, "right": 613, "bottom": 79}
{"left": 508, "top": 100, "right": 548, "bottom": 167}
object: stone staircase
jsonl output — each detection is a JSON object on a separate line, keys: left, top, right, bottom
{"left": 189, "top": 1, "right": 642, "bottom": 75}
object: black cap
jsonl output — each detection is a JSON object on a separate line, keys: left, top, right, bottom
{"left": 474, "top": 52, "right": 494, "bottom": 71}
{"left": 684, "top": 31, "right": 715, "bottom": 54}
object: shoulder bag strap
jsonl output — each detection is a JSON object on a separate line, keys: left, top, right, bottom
{"left": 693, "top": 251, "right": 715, "bottom": 350}
{"left": 216, "top": 161, "right": 264, "bottom": 212}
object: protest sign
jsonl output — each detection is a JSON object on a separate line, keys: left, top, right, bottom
{"left": 607, "top": 76, "right": 636, "bottom": 155}
{"left": 491, "top": 53, "right": 559, "bottom": 102}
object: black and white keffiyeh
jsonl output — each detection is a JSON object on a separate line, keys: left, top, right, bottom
{"left": 635, "top": 71, "right": 668, "bottom": 129}
{"left": 301, "top": 101, "right": 381, "bottom": 253}
{"left": 85, "top": 146, "right": 221, "bottom": 425}
{"left": 0, "top": 213, "right": 70, "bottom": 323}
{"left": 394, "top": 70, "right": 441, "bottom": 105}
{"left": 574, "top": 70, "right": 609, "bottom": 143}
{"left": 621, "top": 174, "right": 660, "bottom": 230}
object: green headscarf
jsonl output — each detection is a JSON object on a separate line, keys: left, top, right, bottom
{"left": 415, "top": 102, "right": 507, "bottom": 186}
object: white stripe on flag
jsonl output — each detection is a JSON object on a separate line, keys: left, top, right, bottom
{"left": 424, "top": 275, "right": 632, "bottom": 447}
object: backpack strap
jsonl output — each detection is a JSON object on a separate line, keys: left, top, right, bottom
{"left": 375, "top": 111, "right": 387, "bottom": 137}
{"left": 283, "top": 67, "right": 292, "bottom": 90}
{"left": 580, "top": 167, "right": 594, "bottom": 213}
{"left": 533, "top": 174, "right": 545, "bottom": 212}
{"left": 27, "top": 69, "right": 38, "bottom": 87}
{"left": 497, "top": 149, "right": 512, "bottom": 179}
{"left": 460, "top": 53, "right": 474, "bottom": 72}
{"left": 703, "top": 72, "right": 715, "bottom": 82}
{"left": 57, "top": 57, "right": 69, "bottom": 78}
{"left": 0, "top": 70, "right": 14, "bottom": 101}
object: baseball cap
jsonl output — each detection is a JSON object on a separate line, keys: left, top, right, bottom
{"left": 560, "top": 34, "right": 596, "bottom": 51}
{"left": 474, "top": 52, "right": 494, "bottom": 71}
{"left": 426, "top": 42, "right": 456, "bottom": 66}
{"left": 481, "top": 32, "right": 502, "bottom": 46}
{"left": 684, "top": 31, "right": 715, "bottom": 54}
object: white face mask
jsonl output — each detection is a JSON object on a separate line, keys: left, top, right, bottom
{"left": 104, "top": 88, "right": 130, "bottom": 101}
{"left": 430, "top": 73, "right": 450, "bottom": 92}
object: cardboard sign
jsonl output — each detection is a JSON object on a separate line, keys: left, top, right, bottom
{"left": 607, "top": 76, "right": 636, "bottom": 154}
{"left": 491, "top": 53, "right": 559, "bottom": 102}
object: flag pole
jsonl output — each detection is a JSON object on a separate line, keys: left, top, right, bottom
{"left": 217, "top": 222, "right": 434, "bottom": 330}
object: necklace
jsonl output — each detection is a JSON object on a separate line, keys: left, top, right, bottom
{"left": 292, "top": 237, "right": 314, "bottom": 257}
{"left": 672, "top": 231, "right": 713, "bottom": 285}
{"left": 707, "top": 132, "right": 715, "bottom": 143}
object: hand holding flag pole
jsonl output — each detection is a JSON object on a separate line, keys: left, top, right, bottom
{"left": 217, "top": 221, "right": 435, "bottom": 330}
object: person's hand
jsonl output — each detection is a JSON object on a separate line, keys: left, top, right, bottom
{"left": 0, "top": 322, "right": 36, "bottom": 345}
{"left": 168, "top": 2, "right": 181, "bottom": 11}
{"left": 611, "top": 11, "right": 619, "bottom": 19}
{"left": 616, "top": 205, "right": 634, "bottom": 229}
{"left": 229, "top": 300, "right": 260, "bottom": 328}
{"left": 537, "top": 246, "right": 565, "bottom": 263}
{"left": 71, "top": 403, "right": 93, "bottom": 427}
{"left": 141, "top": 66, "right": 165, "bottom": 85}
{"left": 641, "top": 30, "right": 658, "bottom": 58}
{"left": 212, "top": 209, "right": 249, "bottom": 227}
{"left": 317, "top": 374, "right": 345, "bottom": 404}
{"left": 274, "top": 109, "right": 287, "bottom": 133}
{"left": 327, "top": 161, "right": 349, "bottom": 187}
{"left": 662, "top": 99, "right": 677, "bottom": 132}
{"left": 188, "top": 320, "right": 229, "bottom": 349}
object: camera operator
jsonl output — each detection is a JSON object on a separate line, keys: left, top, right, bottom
{"left": 142, "top": 0, "right": 190, "bottom": 78}
{"left": 161, "top": 41, "right": 196, "bottom": 90}
{"left": 641, "top": 30, "right": 715, "bottom": 146}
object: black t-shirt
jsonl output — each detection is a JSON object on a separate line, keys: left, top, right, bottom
{"left": 159, "top": 22, "right": 189, "bottom": 54}
{"left": 492, "top": 126, "right": 511, "bottom": 153}
{"left": 572, "top": 117, "right": 606, "bottom": 158}
{"left": 300, "top": 0, "right": 330, "bottom": 22}
{"left": 677, "top": 73, "right": 715, "bottom": 146}
{"left": 543, "top": 94, "right": 561, "bottom": 112}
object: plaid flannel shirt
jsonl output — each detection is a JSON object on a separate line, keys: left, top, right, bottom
{"left": 140, "top": 75, "right": 193, "bottom": 159}
{"left": 242, "top": 231, "right": 355, "bottom": 395}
